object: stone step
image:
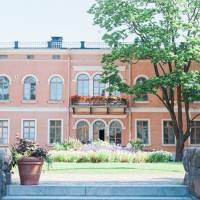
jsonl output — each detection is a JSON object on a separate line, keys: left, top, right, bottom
{"left": 2, "top": 196, "right": 195, "bottom": 200}
{"left": 5, "top": 185, "right": 189, "bottom": 197}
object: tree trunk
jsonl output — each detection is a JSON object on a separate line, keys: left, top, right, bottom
{"left": 175, "top": 140, "right": 184, "bottom": 162}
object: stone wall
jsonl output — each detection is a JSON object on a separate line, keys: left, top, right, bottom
{"left": 0, "top": 149, "right": 11, "bottom": 199}
{"left": 183, "top": 147, "right": 200, "bottom": 199}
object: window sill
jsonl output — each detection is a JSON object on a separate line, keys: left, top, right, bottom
{"left": 22, "top": 100, "right": 38, "bottom": 104}
{"left": 162, "top": 144, "right": 176, "bottom": 146}
{"left": 134, "top": 101, "right": 150, "bottom": 104}
{"left": 188, "top": 144, "right": 200, "bottom": 147}
{"left": 0, "top": 100, "right": 10, "bottom": 104}
{"left": 144, "top": 144, "right": 151, "bottom": 147}
{"left": 0, "top": 144, "right": 9, "bottom": 147}
{"left": 193, "top": 101, "right": 200, "bottom": 104}
{"left": 48, "top": 100, "right": 64, "bottom": 104}
{"left": 46, "top": 144, "right": 54, "bottom": 147}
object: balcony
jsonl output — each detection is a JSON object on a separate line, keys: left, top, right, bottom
{"left": 71, "top": 95, "right": 127, "bottom": 114}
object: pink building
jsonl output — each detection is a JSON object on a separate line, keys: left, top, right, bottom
{"left": 0, "top": 37, "right": 199, "bottom": 152}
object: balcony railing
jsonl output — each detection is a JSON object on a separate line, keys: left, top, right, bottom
{"left": 0, "top": 41, "right": 131, "bottom": 49}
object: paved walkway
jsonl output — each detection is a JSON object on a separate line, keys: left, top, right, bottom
{"left": 12, "top": 172, "right": 185, "bottom": 185}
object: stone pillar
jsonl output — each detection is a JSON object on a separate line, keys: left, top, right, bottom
{"left": 183, "top": 147, "right": 200, "bottom": 199}
{"left": 0, "top": 149, "right": 12, "bottom": 199}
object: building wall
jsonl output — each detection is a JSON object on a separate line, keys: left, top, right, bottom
{"left": 0, "top": 48, "right": 199, "bottom": 151}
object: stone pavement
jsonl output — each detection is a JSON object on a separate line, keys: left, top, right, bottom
{"left": 12, "top": 172, "right": 184, "bottom": 185}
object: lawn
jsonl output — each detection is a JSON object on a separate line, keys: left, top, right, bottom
{"left": 35, "top": 162, "right": 185, "bottom": 175}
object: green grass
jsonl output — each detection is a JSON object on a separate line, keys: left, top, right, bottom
{"left": 31, "top": 162, "right": 185, "bottom": 175}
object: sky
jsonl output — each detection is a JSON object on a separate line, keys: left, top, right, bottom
{"left": 0, "top": 0, "right": 105, "bottom": 42}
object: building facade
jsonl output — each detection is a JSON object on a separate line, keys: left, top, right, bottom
{"left": 0, "top": 38, "right": 200, "bottom": 152}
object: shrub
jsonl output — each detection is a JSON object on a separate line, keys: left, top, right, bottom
{"left": 63, "top": 138, "right": 82, "bottom": 150}
{"left": 146, "top": 151, "right": 172, "bottom": 163}
{"left": 129, "top": 139, "right": 144, "bottom": 151}
{"left": 53, "top": 143, "right": 66, "bottom": 151}
{"left": 53, "top": 138, "right": 82, "bottom": 151}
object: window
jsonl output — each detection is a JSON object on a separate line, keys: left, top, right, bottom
{"left": 50, "top": 76, "right": 62, "bottom": 101}
{"left": 24, "top": 76, "right": 36, "bottom": 100}
{"left": 136, "top": 120, "right": 149, "bottom": 144}
{"left": 23, "top": 120, "right": 35, "bottom": 140}
{"left": 76, "top": 121, "right": 89, "bottom": 142}
{"left": 191, "top": 121, "right": 200, "bottom": 144}
{"left": 163, "top": 121, "right": 175, "bottom": 144}
{"left": 93, "top": 74, "right": 105, "bottom": 96}
{"left": 27, "top": 55, "right": 34, "bottom": 60}
{"left": 0, "top": 120, "right": 8, "bottom": 145}
{"left": 135, "top": 77, "right": 148, "bottom": 101}
{"left": 53, "top": 55, "right": 60, "bottom": 60}
{"left": 109, "top": 121, "right": 122, "bottom": 144}
{"left": 77, "top": 74, "right": 89, "bottom": 96}
{"left": 0, "top": 55, "right": 8, "bottom": 59}
{"left": 0, "top": 76, "right": 9, "bottom": 100}
{"left": 93, "top": 121, "right": 105, "bottom": 141}
{"left": 49, "top": 120, "right": 62, "bottom": 144}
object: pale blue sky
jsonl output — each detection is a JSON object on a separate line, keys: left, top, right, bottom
{"left": 0, "top": 0, "right": 105, "bottom": 42}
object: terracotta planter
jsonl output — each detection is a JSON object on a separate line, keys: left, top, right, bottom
{"left": 18, "top": 157, "right": 44, "bottom": 185}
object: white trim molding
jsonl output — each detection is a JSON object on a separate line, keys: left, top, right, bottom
{"left": 0, "top": 74, "right": 12, "bottom": 84}
{"left": 72, "top": 115, "right": 127, "bottom": 119}
{"left": 161, "top": 119, "right": 176, "bottom": 146}
{"left": 74, "top": 72, "right": 91, "bottom": 81}
{"left": 73, "top": 119, "right": 91, "bottom": 129}
{"left": 0, "top": 118, "right": 10, "bottom": 146}
{"left": 0, "top": 107, "right": 69, "bottom": 112}
{"left": 135, "top": 119, "right": 151, "bottom": 146}
{"left": 130, "top": 107, "right": 200, "bottom": 113}
{"left": 21, "top": 74, "right": 39, "bottom": 84}
{"left": 91, "top": 119, "right": 107, "bottom": 127}
{"left": 48, "top": 74, "right": 65, "bottom": 84}
{"left": 188, "top": 119, "right": 200, "bottom": 146}
{"left": 21, "top": 118, "right": 37, "bottom": 141}
{"left": 108, "top": 119, "right": 126, "bottom": 129}
{"left": 134, "top": 75, "right": 149, "bottom": 84}
{"left": 73, "top": 65, "right": 126, "bottom": 72}
{"left": 48, "top": 118, "right": 63, "bottom": 145}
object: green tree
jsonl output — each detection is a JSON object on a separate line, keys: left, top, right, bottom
{"left": 89, "top": 0, "right": 200, "bottom": 161}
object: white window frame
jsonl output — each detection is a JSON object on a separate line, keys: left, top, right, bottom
{"left": 21, "top": 119, "right": 37, "bottom": 141}
{"left": 0, "top": 118, "right": 10, "bottom": 146}
{"left": 135, "top": 119, "right": 151, "bottom": 146}
{"left": 48, "top": 118, "right": 63, "bottom": 145}
{"left": 188, "top": 119, "right": 200, "bottom": 147}
{"left": 161, "top": 119, "right": 176, "bottom": 146}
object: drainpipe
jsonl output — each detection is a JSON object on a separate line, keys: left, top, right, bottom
{"left": 67, "top": 50, "right": 71, "bottom": 139}
{"left": 129, "top": 62, "right": 132, "bottom": 141}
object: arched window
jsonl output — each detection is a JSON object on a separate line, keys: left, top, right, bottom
{"left": 109, "top": 121, "right": 122, "bottom": 144}
{"left": 93, "top": 121, "right": 105, "bottom": 141}
{"left": 76, "top": 121, "right": 89, "bottom": 142}
{"left": 77, "top": 74, "right": 89, "bottom": 96}
{"left": 0, "top": 76, "right": 9, "bottom": 100}
{"left": 50, "top": 76, "right": 62, "bottom": 101}
{"left": 136, "top": 77, "right": 148, "bottom": 101}
{"left": 24, "top": 76, "right": 36, "bottom": 100}
{"left": 93, "top": 74, "right": 105, "bottom": 96}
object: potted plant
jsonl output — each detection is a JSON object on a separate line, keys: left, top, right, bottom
{"left": 11, "top": 136, "right": 52, "bottom": 185}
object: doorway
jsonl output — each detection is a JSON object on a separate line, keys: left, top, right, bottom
{"left": 99, "top": 129, "right": 105, "bottom": 141}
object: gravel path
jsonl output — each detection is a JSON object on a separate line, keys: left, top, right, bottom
{"left": 12, "top": 172, "right": 184, "bottom": 185}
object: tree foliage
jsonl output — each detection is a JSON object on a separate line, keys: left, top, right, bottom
{"left": 89, "top": 0, "right": 200, "bottom": 161}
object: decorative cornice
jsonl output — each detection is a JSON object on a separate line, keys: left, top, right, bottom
{"left": 73, "top": 66, "right": 126, "bottom": 71}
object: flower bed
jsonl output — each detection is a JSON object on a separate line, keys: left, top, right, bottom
{"left": 50, "top": 140, "right": 172, "bottom": 163}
